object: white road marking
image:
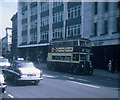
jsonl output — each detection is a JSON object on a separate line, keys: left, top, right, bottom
{"left": 8, "top": 94, "right": 14, "bottom": 98}
{"left": 67, "top": 80, "right": 100, "bottom": 89}
{"left": 63, "top": 76, "right": 74, "bottom": 79}
{"left": 77, "top": 78, "right": 90, "bottom": 82}
{"left": 43, "top": 74, "right": 56, "bottom": 78}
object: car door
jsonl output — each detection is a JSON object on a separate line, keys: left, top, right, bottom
{"left": 6, "top": 62, "right": 17, "bottom": 79}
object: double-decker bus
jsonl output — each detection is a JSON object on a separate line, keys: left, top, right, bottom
{"left": 47, "top": 38, "right": 93, "bottom": 75}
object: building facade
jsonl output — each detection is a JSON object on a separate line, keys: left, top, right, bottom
{"left": 0, "top": 39, "right": 2, "bottom": 56}
{"left": 2, "top": 27, "right": 12, "bottom": 59}
{"left": 17, "top": 2, "right": 120, "bottom": 70}
{"left": 11, "top": 13, "right": 18, "bottom": 60}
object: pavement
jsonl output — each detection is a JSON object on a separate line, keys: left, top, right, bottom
{"left": 36, "top": 62, "right": 120, "bottom": 80}
{"left": 94, "top": 69, "right": 120, "bottom": 80}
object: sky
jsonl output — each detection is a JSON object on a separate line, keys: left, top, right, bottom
{"left": 0, "top": 1, "right": 17, "bottom": 39}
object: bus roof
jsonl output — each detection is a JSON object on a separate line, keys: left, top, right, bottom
{"left": 50, "top": 38, "right": 91, "bottom": 47}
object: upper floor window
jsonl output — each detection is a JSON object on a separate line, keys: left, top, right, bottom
{"left": 53, "top": 1, "right": 63, "bottom": 8}
{"left": 104, "top": 2, "right": 109, "bottom": 12}
{"left": 94, "top": 2, "right": 98, "bottom": 15}
{"left": 41, "top": 16, "right": 49, "bottom": 26}
{"left": 93, "top": 22, "right": 97, "bottom": 36}
{"left": 67, "top": 24, "right": 80, "bottom": 37}
{"left": 30, "top": 20, "right": 37, "bottom": 29}
{"left": 30, "top": 33, "right": 37, "bottom": 42}
{"left": 22, "top": 34, "right": 27, "bottom": 43}
{"left": 68, "top": 5, "right": 81, "bottom": 19}
{"left": 104, "top": 20, "right": 108, "bottom": 34}
{"left": 31, "top": 7, "right": 37, "bottom": 16}
{"left": 22, "top": 2, "right": 27, "bottom": 7}
{"left": 117, "top": 2, "right": 120, "bottom": 9}
{"left": 41, "top": 2, "right": 49, "bottom": 12}
{"left": 53, "top": 11, "right": 63, "bottom": 23}
{"left": 22, "top": 11, "right": 27, "bottom": 19}
{"left": 41, "top": 31, "right": 49, "bottom": 41}
{"left": 53, "top": 28, "right": 63, "bottom": 39}
{"left": 116, "top": 17, "right": 120, "bottom": 32}
{"left": 22, "top": 23, "right": 27, "bottom": 31}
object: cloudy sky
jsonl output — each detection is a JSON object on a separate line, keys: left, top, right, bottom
{"left": 0, "top": 1, "right": 17, "bottom": 39}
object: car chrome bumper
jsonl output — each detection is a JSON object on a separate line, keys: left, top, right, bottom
{"left": 18, "top": 77, "right": 43, "bottom": 81}
{"left": 0, "top": 84, "right": 7, "bottom": 89}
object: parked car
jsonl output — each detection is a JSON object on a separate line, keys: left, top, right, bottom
{"left": 2, "top": 60, "right": 43, "bottom": 85}
{"left": 0, "top": 70, "right": 6, "bottom": 93}
{"left": 0, "top": 57, "right": 10, "bottom": 67}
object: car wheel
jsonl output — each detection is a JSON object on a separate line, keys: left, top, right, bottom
{"left": 34, "top": 80, "right": 40, "bottom": 85}
{"left": 89, "top": 70, "right": 93, "bottom": 75}
{"left": 2, "top": 88, "right": 5, "bottom": 93}
{"left": 73, "top": 66, "right": 79, "bottom": 75}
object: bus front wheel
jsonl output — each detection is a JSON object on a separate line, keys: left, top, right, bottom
{"left": 72, "top": 66, "right": 79, "bottom": 75}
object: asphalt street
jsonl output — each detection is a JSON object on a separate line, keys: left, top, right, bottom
{"left": 1, "top": 63, "right": 119, "bottom": 99}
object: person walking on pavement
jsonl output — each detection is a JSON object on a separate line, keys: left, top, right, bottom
{"left": 107, "top": 60, "right": 112, "bottom": 72}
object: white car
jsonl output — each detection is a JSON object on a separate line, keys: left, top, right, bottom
{"left": 0, "top": 57, "right": 10, "bottom": 67}
{"left": 0, "top": 71, "right": 6, "bottom": 93}
{"left": 2, "top": 60, "right": 43, "bottom": 85}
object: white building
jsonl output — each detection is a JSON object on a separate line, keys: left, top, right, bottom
{"left": 17, "top": 2, "right": 120, "bottom": 70}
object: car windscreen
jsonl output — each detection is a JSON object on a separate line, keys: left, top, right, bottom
{"left": 0, "top": 58, "right": 9, "bottom": 62}
{"left": 18, "top": 62, "right": 35, "bottom": 68}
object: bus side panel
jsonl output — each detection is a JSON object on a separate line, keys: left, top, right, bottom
{"left": 47, "top": 61, "right": 71, "bottom": 72}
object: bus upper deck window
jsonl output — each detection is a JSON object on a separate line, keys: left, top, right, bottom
{"left": 80, "top": 41, "right": 85, "bottom": 46}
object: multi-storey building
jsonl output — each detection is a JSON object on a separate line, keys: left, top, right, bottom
{"left": 2, "top": 27, "right": 12, "bottom": 59}
{"left": 17, "top": 2, "right": 120, "bottom": 70}
{"left": 11, "top": 13, "right": 18, "bottom": 60}
{"left": 0, "top": 39, "right": 2, "bottom": 56}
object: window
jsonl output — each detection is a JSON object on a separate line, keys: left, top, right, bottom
{"left": 53, "top": 12, "right": 63, "bottom": 23}
{"left": 22, "top": 11, "right": 27, "bottom": 19}
{"left": 53, "top": 28, "right": 63, "bottom": 39}
{"left": 67, "top": 24, "right": 80, "bottom": 37}
{"left": 30, "top": 20, "right": 37, "bottom": 29}
{"left": 73, "top": 54, "right": 79, "bottom": 61}
{"left": 93, "top": 22, "right": 97, "bottom": 36}
{"left": 66, "top": 56, "right": 71, "bottom": 61}
{"left": 31, "top": 7, "right": 37, "bottom": 15}
{"left": 94, "top": 2, "right": 97, "bottom": 15}
{"left": 22, "top": 23, "right": 27, "bottom": 31}
{"left": 61, "top": 56, "right": 65, "bottom": 60}
{"left": 53, "top": 1, "right": 63, "bottom": 8}
{"left": 68, "top": 5, "right": 81, "bottom": 19}
{"left": 80, "top": 54, "right": 87, "bottom": 60}
{"left": 41, "top": 3, "right": 49, "bottom": 12}
{"left": 117, "top": 2, "right": 120, "bottom": 9}
{"left": 22, "top": 34, "right": 27, "bottom": 43}
{"left": 30, "top": 33, "right": 37, "bottom": 42}
{"left": 104, "top": 20, "right": 108, "bottom": 34}
{"left": 41, "top": 16, "right": 49, "bottom": 26}
{"left": 116, "top": 17, "right": 120, "bottom": 32}
{"left": 41, "top": 31, "right": 48, "bottom": 41}
{"left": 104, "top": 2, "right": 109, "bottom": 12}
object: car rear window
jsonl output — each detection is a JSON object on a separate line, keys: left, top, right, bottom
{"left": 0, "top": 58, "right": 9, "bottom": 62}
{"left": 18, "top": 62, "right": 35, "bottom": 68}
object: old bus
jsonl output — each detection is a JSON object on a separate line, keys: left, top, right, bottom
{"left": 47, "top": 38, "right": 93, "bottom": 75}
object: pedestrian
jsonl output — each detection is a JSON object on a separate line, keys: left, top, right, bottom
{"left": 107, "top": 60, "right": 112, "bottom": 72}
